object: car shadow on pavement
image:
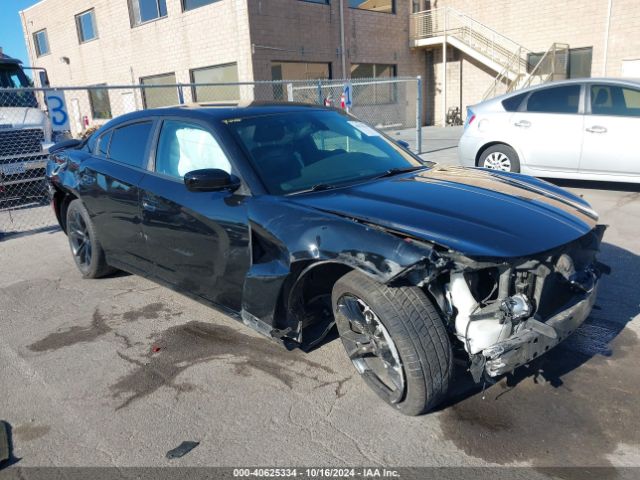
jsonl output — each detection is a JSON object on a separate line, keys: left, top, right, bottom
{"left": 434, "top": 241, "right": 640, "bottom": 468}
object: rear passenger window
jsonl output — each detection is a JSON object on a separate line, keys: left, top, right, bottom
{"left": 591, "top": 84, "right": 640, "bottom": 117}
{"left": 526, "top": 85, "right": 581, "bottom": 114}
{"left": 97, "top": 130, "right": 112, "bottom": 157}
{"left": 502, "top": 92, "right": 527, "bottom": 112}
{"left": 108, "top": 122, "right": 153, "bottom": 168}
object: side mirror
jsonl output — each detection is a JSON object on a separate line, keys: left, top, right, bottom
{"left": 184, "top": 168, "right": 240, "bottom": 192}
{"left": 397, "top": 140, "right": 410, "bottom": 149}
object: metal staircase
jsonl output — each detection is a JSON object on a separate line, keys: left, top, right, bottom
{"left": 410, "top": 8, "right": 569, "bottom": 101}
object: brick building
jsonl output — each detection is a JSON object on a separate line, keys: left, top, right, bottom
{"left": 20, "top": 0, "right": 640, "bottom": 126}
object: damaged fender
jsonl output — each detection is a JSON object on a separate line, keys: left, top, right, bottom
{"left": 240, "top": 197, "right": 441, "bottom": 345}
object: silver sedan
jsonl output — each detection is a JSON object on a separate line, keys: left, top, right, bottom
{"left": 458, "top": 78, "right": 640, "bottom": 183}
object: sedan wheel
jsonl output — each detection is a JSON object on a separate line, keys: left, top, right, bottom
{"left": 68, "top": 209, "right": 93, "bottom": 270}
{"left": 336, "top": 294, "right": 405, "bottom": 404}
{"left": 479, "top": 144, "right": 521, "bottom": 173}
{"left": 483, "top": 151, "right": 511, "bottom": 171}
{"left": 65, "top": 199, "right": 115, "bottom": 278}
{"left": 332, "top": 271, "right": 452, "bottom": 415}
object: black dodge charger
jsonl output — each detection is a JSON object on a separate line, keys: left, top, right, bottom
{"left": 47, "top": 104, "right": 607, "bottom": 415}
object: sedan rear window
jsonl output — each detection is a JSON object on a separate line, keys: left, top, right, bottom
{"left": 526, "top": 85, "right": 581, "bottom": 114}
{"left": 224, "top": 110, "right": 424, "bottom": 195}
{"left": 108, "top": 121, "right": 153, "bottom": 168}
{"left": 501, "top": 92, "right": 527, "bottom": 112}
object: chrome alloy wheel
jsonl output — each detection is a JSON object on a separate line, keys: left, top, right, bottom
{"left": 68, "top": 209, "right": 92, "bottom": 270}
{"left": 335, "top": 294, "right": 406, "bottom": 404}
{"left": 483, "top": 151, "right": 512, "bottom": 171}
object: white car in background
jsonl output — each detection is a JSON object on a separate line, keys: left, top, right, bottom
{"left": 458, "top": 78, "right": 640, "bottom": 183}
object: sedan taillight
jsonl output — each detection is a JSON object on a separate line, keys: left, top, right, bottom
{"left": 464, "top": 108, "right": 476, "bottom": 130}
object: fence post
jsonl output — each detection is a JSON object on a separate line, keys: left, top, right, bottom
{"left": 177, "top": 84, "right": 185, "bottom": 105}
{"left": 416, "top": 76, "right": 423, "bottom": 155}
{"left": 317, "top": 79, "right": 323, "bottom": 105}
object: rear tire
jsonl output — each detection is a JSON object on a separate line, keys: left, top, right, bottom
{"left": 332, "top": 271, "right": 452, "bottom": 415}
{"left": 66, "top": 199, "right": 115, "bottom": 279}
{"left": 479, "top": 144, "right": 520, "bottom": 173}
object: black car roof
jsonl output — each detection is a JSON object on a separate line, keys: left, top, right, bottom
{"left": 107, "top": 102, "right": 330, "bottom": 126}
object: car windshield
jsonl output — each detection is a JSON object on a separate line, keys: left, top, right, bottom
{"left": 224, "top": 110, "right": 426, "bottom": 195}
{"left": 0, "top": 64, "right": 38, "bottom": 108}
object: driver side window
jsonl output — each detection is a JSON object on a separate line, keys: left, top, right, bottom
{"left": 155, "top": 120, "right": 231, "bottom": 179}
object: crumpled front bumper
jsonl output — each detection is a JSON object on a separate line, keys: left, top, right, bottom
{"left": 482, "top": 281, "right": 599, "bottom": 377}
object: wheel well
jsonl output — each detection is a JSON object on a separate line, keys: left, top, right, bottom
{"left": 475, "top": 141, "right": 512, "bottom": 166}
{"left": 54, "top": 191, "right": 78, "bottom": 233}
{"left": 287, "top": 262, "right": 354, "bottom": 349}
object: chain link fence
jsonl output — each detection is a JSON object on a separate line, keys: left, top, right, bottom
{"left": 0, "top": 76, "right": 422, "bottom": 238}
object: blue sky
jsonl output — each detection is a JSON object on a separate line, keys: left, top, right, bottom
{"left": 0, "top": 0, "right": 43, "bottom": 65}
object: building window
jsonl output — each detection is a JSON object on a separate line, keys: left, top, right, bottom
{"left": 527, "top": 47, "right": 593, "bottom": 79}
{"left": 33, "top": 29, "right": 50, "bottom": 57}
{"left": 351, "top": 63, "right": 396, "bottom": 104}
{"left": 182, "top": 0, "right": 219, "bottom": 11}
{"left": 349, "top": 0, "right": 394, "bottom": 13}
{"left": 129, "top": 0, "right": 167, "bottom": 26}
{"left": 271, "top": 61, "right": 331, "bottom": 81}
{"left": 190, "top": 63, "right": 239, "bottom": 103}
{"left": 271, "top": 61, "right": 331, "bottom": 101}
{"left": 75, "top": 9, "right": 98, "bottom": 43}
{"left": 89, "top": 85, "right": 113, "bottom": 119}
{"left": 140, "top": 72, "right": 178, "bottom": 108}
{"left": 568, "top": 47, "right": 593, "bottom": 78}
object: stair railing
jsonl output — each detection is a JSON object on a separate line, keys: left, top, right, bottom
{"left": 410, "top": 7, "right": 528, "bottom": 72}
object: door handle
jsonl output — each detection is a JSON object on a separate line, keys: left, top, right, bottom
{"left": 586, "top": 125, "right": 607, "bottom": 134}
{"left": 141, "top": 199, "right": 157, "bottom": 212}
{"left": 514, "top": 120, "right": 531, "bottom": 128}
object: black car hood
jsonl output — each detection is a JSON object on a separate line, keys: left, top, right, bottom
{"left": 289, "top": 166, "right": 599, "bottom": 258}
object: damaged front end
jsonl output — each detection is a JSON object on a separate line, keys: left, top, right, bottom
{"left": 409, "top": 224, "right": 609, "bottom": 383}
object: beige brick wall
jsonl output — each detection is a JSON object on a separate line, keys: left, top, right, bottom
{"left": 21, "top": 0, "right": 254, "bottom": 129}
{"left": 434, "top": 0, "right": 611, "bottom": 74}
{"left": 247, "top": 0, "right": 426, "bottom": 81}
{"left": 21, "top": 0, "right": 425, "bottom": 127}
{"left": 606, "top": 0, "right": 640, "bottom": 76}
{"left": 21, "top": 0, "right": 253, "bottom": 88}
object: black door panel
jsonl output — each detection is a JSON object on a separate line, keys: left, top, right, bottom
{"left": 78, "top": 157, "right": 149, "bottom": 271}
{"left": 139, "top": 173, "right": 250, "bottom": 311}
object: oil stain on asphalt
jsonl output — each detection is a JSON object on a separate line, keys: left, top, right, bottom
{"left": 26, "top": 303, "right": 180, "bottom": 352}
{"left": 122, "top": 302, "right": 182, "bottom": 322}
{"left": 438, "top": 315, "right": 640, "bottom": 468}
{"left": 12, "top": 424, "right": 50, "bottom": 442}
{"left": 27, "top": 310, "right": 112, "bottom": 352}
{"left": 110, "top": 321, "right": 351, "bottom": 410}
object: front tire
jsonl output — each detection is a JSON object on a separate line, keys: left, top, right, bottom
{"left": 66, "top": 199, "right": 114, "bottom": 278}
{"left": 479, "top": 144, "right": 520, "bottom": 173}
{"left": 332, "top": 271, "right": 452, "bottom": 415}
